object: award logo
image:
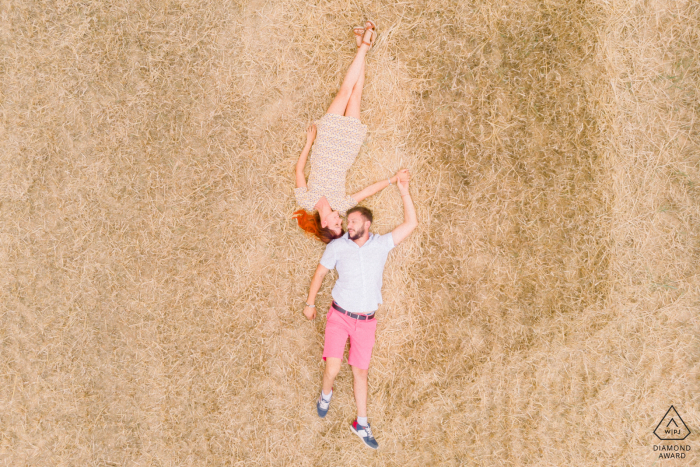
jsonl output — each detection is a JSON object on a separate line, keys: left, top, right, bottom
{"left": 654, "top": 406, "right": 691, "bottom": 441}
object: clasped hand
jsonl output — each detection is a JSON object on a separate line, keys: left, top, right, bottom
{"left": 394, "top": 168, "right": 410, "bottom": 184}
{"left": 395, "top": 169, "right": 411, "bottom": 195}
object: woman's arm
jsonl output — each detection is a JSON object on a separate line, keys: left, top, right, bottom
{"left": 295, "top": 124, "right": 317, "bottom": 189}
{"left": 350, "top": 169, "right": 410, "bottom": 203}
{"left": 295, "top": 145, "right": 311, "bottom": 189}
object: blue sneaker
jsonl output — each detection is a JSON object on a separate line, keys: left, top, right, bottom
{"left": 316, "top": 393, "right": 331, "bottom": 418}
{"left": 351, "top": 419, "right": 378, "bottom": 449}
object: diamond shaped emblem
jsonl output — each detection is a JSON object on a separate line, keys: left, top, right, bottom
{"left": 654, "top": 406, "right": 691, "bottom": 441}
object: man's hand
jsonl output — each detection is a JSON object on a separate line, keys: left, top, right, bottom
{"left": 306, "top": 123, "right": 317, "bottom": 146}
{"left": 397, "top": 176, "right": 410, "bottom": 195}
{"left": 303, "top": 304, "right": 317, "bottom": 320}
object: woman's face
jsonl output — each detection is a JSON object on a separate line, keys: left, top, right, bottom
{"left": 324, "top": 210, "right": 343, "bottom": 235}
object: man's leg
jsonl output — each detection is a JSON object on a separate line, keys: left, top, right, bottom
{"left": 351, "top": 365, "right": 368, "bottom": 417}
{"left": 318, "top": 307, "right": 350, "bottom": 418}
{"left": 322, "top": 357, "right": 342, "bottom": 394}
{"left": 317, "top": 357, "right": 342, "bottom": 419}
{"left": 349, "top": 362, "right": 378, "bottom": 449}
{"left": 346, "top": 317, "right": 378, "bottom": 448}
{"left": 347, "top": 317, "right": 376, "bottom": 418}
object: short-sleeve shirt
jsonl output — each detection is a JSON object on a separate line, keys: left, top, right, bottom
{"left": 319, "top": 232, "right": 395, "bottom": 314}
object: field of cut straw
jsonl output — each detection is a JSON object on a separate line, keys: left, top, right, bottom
{"left": 1, "top": 0, "right": 698, "bottom": 465}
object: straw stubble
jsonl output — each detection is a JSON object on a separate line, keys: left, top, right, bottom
{"left": 0, "top": 0, "right": 698, "bottom": 465}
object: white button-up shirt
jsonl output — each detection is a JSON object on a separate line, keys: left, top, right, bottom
{"left": 320, "top": 231, "right": 395, "bottom": 314}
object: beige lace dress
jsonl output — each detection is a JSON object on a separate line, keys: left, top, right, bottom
{"left": 294, "top": 113, "right": 368, "bottom": 215}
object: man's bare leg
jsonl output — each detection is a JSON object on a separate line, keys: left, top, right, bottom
{"left": 322, "top": 357, "right": 342, "bottom": 394}
{"left": 350, "top": 363, "right": 378, "bottom": 449}
{"left": 351, "top": 365, "right": 369, "bottom": 417}
{"left": 326, "top": 28, "right": 373, "bottom": 116}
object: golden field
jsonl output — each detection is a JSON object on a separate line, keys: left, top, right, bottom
{"left": 1, "top": 0, "right": 698, "bottom": 465}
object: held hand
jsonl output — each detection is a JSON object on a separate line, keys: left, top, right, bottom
{"left": 306, "top": 123, "right": 317, "bottom": 145}
{"left": 394, "top": 169, "right": 410, "bottom": 183}
{"left": 397, "top": 177, "right": 410, "bottom": 196}
{"left": 303, "top": 305, "right": 317, "bottom": 320}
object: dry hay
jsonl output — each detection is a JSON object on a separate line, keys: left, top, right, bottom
{"left": 0, "top": 0, "right": 698, "bottom": 465}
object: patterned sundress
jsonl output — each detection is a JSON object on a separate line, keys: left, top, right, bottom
{"left": 294, "top": 113, "right": 368, "bottom": 216}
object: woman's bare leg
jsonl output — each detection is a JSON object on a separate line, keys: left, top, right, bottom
{"left": 326, "top": 28, "right": 373, "bottom": 116}
{"left": 344, "top": 61, "right": 365, "bottom": 119}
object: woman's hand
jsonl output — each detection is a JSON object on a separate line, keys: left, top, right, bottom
{"left": 306, "top": 123, "right": 317, "bottom": 146}
{"left": 393, "top": 169, "right": 410, "bottom": 184}
{"left": 303, "top": 304, "right": 317, "bottom": 320}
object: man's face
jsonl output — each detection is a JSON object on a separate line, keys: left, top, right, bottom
{"left": 347, "top": 212, "right": 369, "bottom": 240}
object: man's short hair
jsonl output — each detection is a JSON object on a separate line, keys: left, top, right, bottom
{"left": 346, "top": 206, "right": 373, "bottom": 223}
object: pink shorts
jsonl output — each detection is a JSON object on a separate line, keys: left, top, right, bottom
{"left": 322, "top": 304, "right": 377, "bottom": 370}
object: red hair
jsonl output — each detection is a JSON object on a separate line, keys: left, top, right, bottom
{"left": 293, "top": 209, "right": 344, "bottom": 244}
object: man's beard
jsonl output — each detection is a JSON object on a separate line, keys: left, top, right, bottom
{"left": 348, "top": 225, "right": 365, "bottom": 240}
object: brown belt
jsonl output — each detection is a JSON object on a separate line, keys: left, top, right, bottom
{"left": 332, "top": 301, "right": 375, "bottom": 321}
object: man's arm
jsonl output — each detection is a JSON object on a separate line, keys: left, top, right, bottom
{"left": 303, "top": 263, "right": 329, "bottom": 320}
{"left": 391, "top": 178, "right": 418, "bottom": 246}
